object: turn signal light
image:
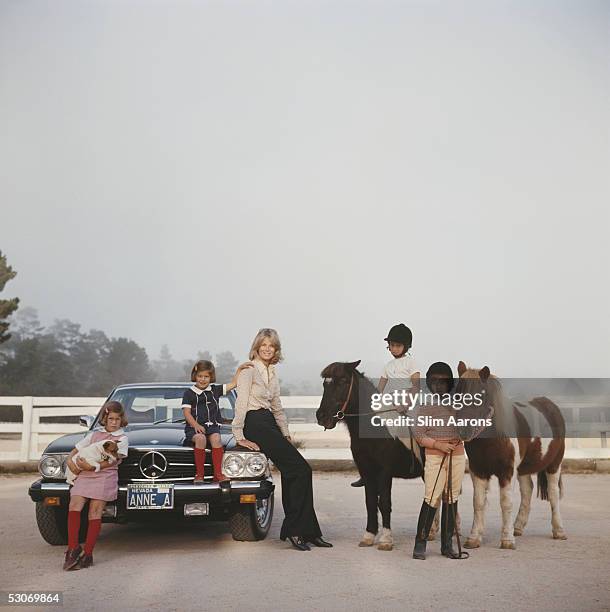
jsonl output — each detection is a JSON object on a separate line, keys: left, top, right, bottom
{"left": 239, "top": 494, "right": 256, "bottom": 504}
{"left": 43, "top": 497, "right": 61, "bottom": 506}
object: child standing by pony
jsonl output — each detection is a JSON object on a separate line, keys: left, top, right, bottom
{"left": 63, "top": 401, "right": 128, "bottom": 570}
{"left": 182, "top": 359, "right": 252, "bottom": 483}
{"left": 412, "top": 362, "right": 493, "bottom": 560}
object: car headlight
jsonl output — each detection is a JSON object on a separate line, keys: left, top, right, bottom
{"left": 39, "top": 454, "right": 67, "bottom": 479}
{"left": 223, "top": 453, "right": 245, "bottom": 477}
{"left": 245, "top": 453, "right": 266, "bottom": 477}
{"left": 222, "top": 452, "right": 268, "bottom": 478}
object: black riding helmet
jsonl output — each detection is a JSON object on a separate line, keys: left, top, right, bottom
{"left": 426, "top": 361, "right": 455, "bottom": 392}
{"left": 384, "top": 323, "right": 412, "bottom": 350}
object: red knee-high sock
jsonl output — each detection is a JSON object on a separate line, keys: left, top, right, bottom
{"left": 83, "top": 519, "right": 101, "bottom": 555}
{"left": 194, "top": 447, "right": 206, "bottom": 478}
{"left": 212, "top": 447, "right": 225, "bottom": 482}
{"left": 67, "top": 510, "right": 81, "bottom": 550}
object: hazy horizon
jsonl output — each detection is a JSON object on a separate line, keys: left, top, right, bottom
{"left": 2, "top": 0, "right": 609, "bottom": 383}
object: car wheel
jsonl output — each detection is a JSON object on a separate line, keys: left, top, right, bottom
{"left": 35, "top": 502, "right": 68, "bottom": 545}
{"left": 35, "top": 502, "right": 89, "bottom": 545}
{"left": 228, "top": 492, "right": 274, "bottom": 541}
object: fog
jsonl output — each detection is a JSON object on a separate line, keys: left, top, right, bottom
{"left": 1, "top": 0, "right": 609, "bottom": 384}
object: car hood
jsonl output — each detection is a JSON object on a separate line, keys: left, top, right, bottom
{"left": 43, "top": 423, "right": 236, "bottom": 454}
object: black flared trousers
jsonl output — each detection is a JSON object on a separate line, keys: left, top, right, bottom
{"left": 244, "top": 409, "right": 322, "bottom": 540}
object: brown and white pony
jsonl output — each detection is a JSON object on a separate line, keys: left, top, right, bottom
{"left": 456, "top": 361, "right": 567, "bottom": 549}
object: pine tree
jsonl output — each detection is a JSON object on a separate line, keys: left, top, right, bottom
{"left": 215, "top": 351, "right": 238, "bottom": 384}
{"left": 0, "top": 250, "right": 19, "bottom": 344}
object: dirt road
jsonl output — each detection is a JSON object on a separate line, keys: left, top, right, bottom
{"left": 1, "top": 473, "right": 609, "bottom": 611}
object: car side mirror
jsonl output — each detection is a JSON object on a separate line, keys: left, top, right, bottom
{"left": 79, "top": 415, "right": 95, "bottom": 429}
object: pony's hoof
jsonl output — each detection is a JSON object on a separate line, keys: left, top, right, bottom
{"left": 513, "top": 527, "right": 523, "bottom": 537}
{"left": 500, "top": 540, "right": 516, "bottom": 550}
{"left": 463, "top": 538, "right": 480, "bottom": 549}
{"left": 358, "top": 532, "right": 376, "bottom": 547}
{"left": 552, "top": 532, "right": 568, "bottom": 540}
{"left": 377, "top": 543, "right": 393, "bottom": 551}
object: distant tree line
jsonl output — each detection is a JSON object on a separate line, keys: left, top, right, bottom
{"left": 0, "top": 251, "right": 315, "bottom": 397}
{"left": 0, "top": 307, "right": 241, "bottom": 396}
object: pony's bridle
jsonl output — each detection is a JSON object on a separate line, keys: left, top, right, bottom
{"left": 333, "top": 374, "right": 355, "bottom": 421}
{"left": 330, "top": 373, "right": 402, "bottom": 421}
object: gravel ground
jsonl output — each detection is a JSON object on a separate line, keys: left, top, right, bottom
{"left": 1, "top": 472, "right": 609, "bottom": 612}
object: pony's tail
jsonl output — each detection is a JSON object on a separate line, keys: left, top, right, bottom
{"left": 537, "top": 470, "right": 564, "bottom": 500}
{"left": 537, "top": 470, "right": 549, "bottom": 501}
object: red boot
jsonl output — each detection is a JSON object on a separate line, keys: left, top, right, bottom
{"left": 194, "top": 447, "right": 206, "bottom": 484}
{"left": 212, "top": 447, "right": 228, "bottom": 482}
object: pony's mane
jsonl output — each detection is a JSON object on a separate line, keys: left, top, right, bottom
{"left": 320, "top": 363, "right": 377, "bottom": 398}
{"left": 458, "top": 369, "right": 515, "bottom": 437}
{"left": 320, "top": 362, "right": 366, "bottom": 380}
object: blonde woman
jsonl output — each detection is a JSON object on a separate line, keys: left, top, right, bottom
{"left": 233, "top": 328, "right": 332, "bottom": 551}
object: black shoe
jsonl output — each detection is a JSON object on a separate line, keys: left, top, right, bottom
{"left": 441, "top": 501, "right": 460, "bottom": 559}
{"left": 308, "top": 536, "right": 333, "bottom": 548}
{"left": 287, "top": 536, "right": 311, "bottom": 551}
{"left": 78, "top": 553, "right": 94, "bottom": 568}
{"left": 412, "top": 501, "right": 437, "bottom": 560}
{"left": 63, "top": 546, "right": 82, "bottom": 571}
{"left": 351, "top": 477, "right": 365, "bottom": 487}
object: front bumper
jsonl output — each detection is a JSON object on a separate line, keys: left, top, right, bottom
{"left": 29, "top": 478, "right": 274, "bottom": 512}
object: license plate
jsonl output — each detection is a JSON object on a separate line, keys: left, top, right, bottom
{"left": 127, "top": 483, "right": 174, "bottom": 510}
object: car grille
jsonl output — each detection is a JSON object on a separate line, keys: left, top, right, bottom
{"left": 119, "top": 448, "right": 213, "bottom": 483}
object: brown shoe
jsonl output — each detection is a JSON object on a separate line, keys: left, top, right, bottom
{"left": 78, "top": 553, "right": 93, "bottom": 569}
{"left": 63, "top": 546, "right": 82, "bottom": 571}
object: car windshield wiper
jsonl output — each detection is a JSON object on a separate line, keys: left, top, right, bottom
{"left": 152, "top": 417, "right": 186, "bottom": 425}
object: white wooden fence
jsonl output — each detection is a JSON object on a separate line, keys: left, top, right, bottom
{"left": 0, "top": 397, "right": 105, "bottom": 461}
{"left": 0, "top": 396, "right": 323, "bottom": 462}
{"left": 1, "top": 395, "right": 608, "bottom": 462}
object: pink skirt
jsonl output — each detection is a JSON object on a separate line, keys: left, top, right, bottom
{"left": 69, "top": 431, "right": 121, "bottom": 502}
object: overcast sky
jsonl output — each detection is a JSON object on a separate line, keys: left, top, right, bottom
{"left": 1, "top": 0, "right": 609, "bottom": 383}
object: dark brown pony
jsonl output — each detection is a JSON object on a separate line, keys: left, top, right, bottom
{"left": 456, "top": 361, "right": 567, "bottom": 549}
{"left": 316, "top": 361, "right": 423, "bottom": 550}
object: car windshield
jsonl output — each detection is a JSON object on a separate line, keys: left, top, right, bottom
{"left": 99, "top": 387, "right": 235, "bottom": 426}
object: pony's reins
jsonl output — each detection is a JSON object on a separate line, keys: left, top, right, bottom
{"left": 330, "top": 373, "right": 422, "bottom": 476}
{"left": 332, "top": 374, "right": 409, "bottom": 421}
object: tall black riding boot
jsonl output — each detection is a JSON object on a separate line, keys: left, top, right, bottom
{"left": 441, "top": 501, "right": 460, "bottom": 558}
{"left": 412, "top": 501, "right": 437, "bottom": 560}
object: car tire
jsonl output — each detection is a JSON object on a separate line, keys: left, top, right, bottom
{"left": 228, "top": 492, "right": 274, "bottom": 541}
{"left": 35, "top": 502, "right": 89, "bottom": 546}
{"left": 35, "top": 502, "right": 68, "bottom": 545}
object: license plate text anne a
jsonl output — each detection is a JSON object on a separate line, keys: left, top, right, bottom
{"left": 127, "top": 484, "right": 174, "bottom": 510}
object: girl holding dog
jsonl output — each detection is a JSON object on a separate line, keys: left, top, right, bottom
{"left": 63, "top": 401, "right": 129, "bottom": 570}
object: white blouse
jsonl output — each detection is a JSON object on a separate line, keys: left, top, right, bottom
{"left": 232, "top": 359, "right": 289, "bottom": 440}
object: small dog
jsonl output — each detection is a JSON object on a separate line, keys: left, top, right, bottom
{"left": 66, "top": 440, "right": 120, "bottom": 485}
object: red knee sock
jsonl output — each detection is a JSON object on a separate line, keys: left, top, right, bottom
{"left": 83, "top": 519, "right": 102, "bottom": 555}
{"left": 194, "top": 447, "right": 206, "bottom": 478}
{"left": 212, "top": 447, "right": 225, "bottom": 482}
{"left": 67, "top": 510, "right": 81, "bottom": 550}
